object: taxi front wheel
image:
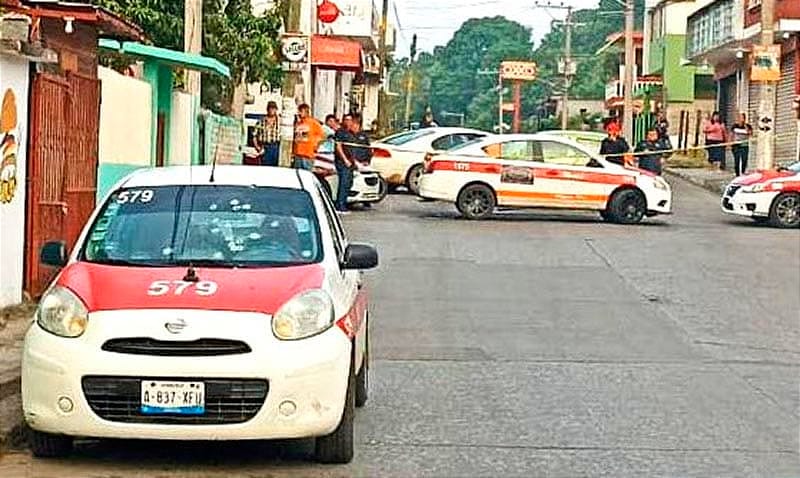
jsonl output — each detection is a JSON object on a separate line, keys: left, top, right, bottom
{"left": 606, "top": 189, "right": 646, "bottom": 224}
{"left": 30, "top": 429, "right": 73, "bottom": 458}
{"left": 315, "top": 358, "right": 355, "bottom": 464}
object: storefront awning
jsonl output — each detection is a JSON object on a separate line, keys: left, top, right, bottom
{"left": 311, "top": 35, "right": 361, "bottom": 70}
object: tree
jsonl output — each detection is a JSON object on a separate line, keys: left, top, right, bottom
{"left": 95, "top": 0, "right": 282, "bottom": 114}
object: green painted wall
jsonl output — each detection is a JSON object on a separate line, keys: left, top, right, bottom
{"left": 648, "top": 34, "right": 715, "bottom": 103}
{"left": 97, "top": 164, "right": 144, "bottom": 201}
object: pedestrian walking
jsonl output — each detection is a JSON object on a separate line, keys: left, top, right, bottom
{"left": 634, "top": 128, "right": 669, "bottom": 175}
{"left": 292, "top": 103, "right": 324, "bottom": 171}
{"left": 254, "top": 101, "right": 280, "bottom": 166}
{"left": 334, "top": 114, "right": 356, "bottom": 213}
{"left": 730, "top": 112, "right": 753, "bottom": 176}
{"left": 702, "top": 111, "right": 727, "bottom": 170}
{"left": 599, "top": 121, "right": 630, "bottom": 166}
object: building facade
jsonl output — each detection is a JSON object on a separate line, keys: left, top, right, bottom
{"left": 687, "top": 0, "right": 800, "bottom": 164}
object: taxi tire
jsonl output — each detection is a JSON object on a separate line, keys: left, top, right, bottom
{"left": 406, "top": 164, "right": 424, "bottom": 195}
{"left": 607, "top": 189, "right": 646, "bottom": 224}
{"left": 769, "top": 192, "right": 800, "bottom": 228}
{"left": 30, "top": 430, "right": 73, "bottom": 458}
{"left": 457, "top": 184, "right": 496, "bottom": 220}
{"left": 315, "top": 357, "right": 355, "bottom": 464}
{"left": 376, "top": 177, "right": 389, "bottom": 203}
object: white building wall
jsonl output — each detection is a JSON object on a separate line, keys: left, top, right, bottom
{"left": 0, "top": 56, "right": 30, "bottom": 306}
{"left": 98, "top": 67, "right": 151, "bottom": 167}
{"left": 169, "top": 91, "right": 195, "bottom": 166}
{"left": 314, "top": 69, "right": 337, "bottom": 118}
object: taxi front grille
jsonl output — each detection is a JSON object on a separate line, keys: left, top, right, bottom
{"left": 82, "top": 376, "right": 268, "bottom": 425}
{"left": 364, "top": 176, "right": 379, "bottom": 186}
{"left": 102, "top": 338, "right": 251, "bottom": 356}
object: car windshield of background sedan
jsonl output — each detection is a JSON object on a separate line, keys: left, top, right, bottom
{"left": 381, "top": 129, "right": 435, "bottom": 146}
{"left": 82, "top": 185, "right": 322, "bottom": 268}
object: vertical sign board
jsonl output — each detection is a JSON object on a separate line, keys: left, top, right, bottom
{"left": 0, "top": 55, "right": 30, "bottom": 306}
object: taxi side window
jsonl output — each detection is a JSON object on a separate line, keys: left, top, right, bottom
{"left": 316, "top": 184, "right": 345, "bottom": 259}
{"left": 483, "top": 141, "right": 535, "bottom": 161}
{"left": 537, "top": 141, "right": 594, "bottom": 167}
{"left": 431, "top": 135, "right": 455, "bottom": 150}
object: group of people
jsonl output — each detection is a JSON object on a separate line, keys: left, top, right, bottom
{"left": 599, "top": 110, "right": 754, "bottom": 177}
{"left": 599, "top": 113, "right": 672, "bottom": 175}
{"left": 253, "top": 102, "right": 372, "bottom": 213}
{"left": 702, "top": 111, "right": 753, "bottom": 176}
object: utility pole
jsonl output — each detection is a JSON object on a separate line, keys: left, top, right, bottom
{"left": 279, "top": 0, "right": 303, "bottom": 168}
{"left": 478, "top": 68, "right": 503, "bottom": 133}
{"left": 377, "top": 0, "right": 390, "bottom": 135}
{"left": 534, "top": 2, "right": 581, "bottom": 131}
{"left": 756, "top": 0, "right": 777, "bottom": 170}
{"left": 184, "top": 0, "right": 202, "bottom": 95}
{"left": 561, "top": 6, "right": 573, "bottom": 130}
{"left": 404, "top": 34, "right": 417, "bottom": 128}
{"left": 623, "top": 0, "right": 635, "bottom": 141}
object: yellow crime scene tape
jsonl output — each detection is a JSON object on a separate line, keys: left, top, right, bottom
{"left": 327, "top": 130, "right": 799, "bottom": 164}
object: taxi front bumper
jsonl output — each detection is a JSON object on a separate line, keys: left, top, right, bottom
{"left": 22, "top": 310, "right": 351, "bottom": 441}
{"left": 721, "top": 187, "right": 776, "bottom": 218}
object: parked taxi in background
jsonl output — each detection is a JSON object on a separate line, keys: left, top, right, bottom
{"left": 22, "top": 166, "right": 378, "bottom": 463}
{"left": 370, "top": 127, "right": 488, "bottom": 194}
{"left": 418, "top": 133, "right": 672, "bottom": 223}
{"left": 721, "top": 161, "right": 800, "bottom": 228}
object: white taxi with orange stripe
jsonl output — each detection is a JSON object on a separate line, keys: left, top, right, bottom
{"left": 21, "top": 165, "right": 378, "bottom": 464}
{"left": 721, "top": 161, "right": 800, "bottom": 228}
{"left": 418, "top": 133, "right": 672, "bottom": 223}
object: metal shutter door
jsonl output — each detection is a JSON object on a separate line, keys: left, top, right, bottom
{"left": 775, "top": 53, "right": 797, "bottom": 165}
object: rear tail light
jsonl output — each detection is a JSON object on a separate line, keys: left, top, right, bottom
{"left": 372, "top": 147, "right": 391, "bottom": 158}
{"left": 423, "top": 153, "right": 434, "bottom": 173}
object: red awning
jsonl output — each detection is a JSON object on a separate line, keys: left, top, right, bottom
{"left": 311, "top": 35, "right": 361, "bottom": 70}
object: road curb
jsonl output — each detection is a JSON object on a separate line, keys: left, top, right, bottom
{"left": 664, "top": 168, "right": 728, "bottom": 195}
{"left": 0, "top": 382, "right": 25, "bottom": 454}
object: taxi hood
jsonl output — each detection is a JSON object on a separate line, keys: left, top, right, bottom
{"left": 732, "top": 169, "right": 796, "bottom": 186}
{"left": 56, "top": 261, "right": 325, "bottom": 314}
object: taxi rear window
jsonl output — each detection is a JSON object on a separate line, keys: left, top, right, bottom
{"left": 82, "top": 185, "right": 322, "bottom": 268}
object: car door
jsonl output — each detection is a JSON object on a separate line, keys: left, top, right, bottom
{"left": 482, "top": 140, "right": 554, "bottom": 208}
{"left": 315, "top": 184, "right": 364, "bottom": 348}
{"left": 531, "top": 140, "right": 618, "bottom": 210}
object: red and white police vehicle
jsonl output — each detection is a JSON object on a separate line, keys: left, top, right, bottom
{"left": 22, "top": 165, "right": 378, "bottom": 463}
{"left": 418, "top": 133, "right": 672, "bottom": 223}
{"left": 721, "top": 161, "right": 800, "bottom": 228}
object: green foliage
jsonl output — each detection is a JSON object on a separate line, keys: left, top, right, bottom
{"left": 389, "top": 1, "right": 646, "bottom": 131}
{"left": 95, "top": 0, "right": 282, "bottom": 114}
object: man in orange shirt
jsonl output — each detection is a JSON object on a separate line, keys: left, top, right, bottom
{"left": 292, "top": 103, "right": 324, "bottom": 170}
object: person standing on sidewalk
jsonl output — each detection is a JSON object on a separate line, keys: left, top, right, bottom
{"left": 292, "top": 103, "right": 324, "bottom": 170}
{"left": 334, "top": 114, "right": 356, "bottom": 213}
{"left": 599, "top": 121, "right": 630, "bottom": 166}
{"left": 634, "top": 128, "right": 669, "bottom": 175}
{"left": 730, "top": 112, "right": 753, "bottom": 176}
{"left": 254, "top": 101, "right": 281, "bottom": 166}
{"left": 703, "top": 111, "right": 727, "bottom": 170}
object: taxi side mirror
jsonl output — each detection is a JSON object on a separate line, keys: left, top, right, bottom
{"left": 342, "top": 243, "right": 378, "bottom": 270}
{"left": 40, "top": 241, "right": 68, "bottom": 268}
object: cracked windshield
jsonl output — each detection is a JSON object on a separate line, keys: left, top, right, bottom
{"left": 0, "top": 0, "right": 798, "bottom": 477}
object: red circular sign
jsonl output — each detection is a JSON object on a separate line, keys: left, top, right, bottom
{"left": 318, "top": 0, "right": 340, "bottom": 24}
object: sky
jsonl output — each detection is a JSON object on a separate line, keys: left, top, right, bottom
{"left": 392, "top": 0, "right": 603, "bottom": 57}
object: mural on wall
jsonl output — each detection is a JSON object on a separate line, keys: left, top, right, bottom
{"left": 0, "top": 89, "right": 19, "bottom": 204}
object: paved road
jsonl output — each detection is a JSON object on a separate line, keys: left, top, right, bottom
{"left": 1, "top": 178, "right": 798, "bottom": 477}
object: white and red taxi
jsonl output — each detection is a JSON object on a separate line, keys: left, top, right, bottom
{"left": 21, "top": 165, "right": 378, "bottom": 463}
{"left": 721, "top": 162, "right": 800, "bottom": 228}
{"left": 418, "top": 133, "right": 672, "bottom": 223}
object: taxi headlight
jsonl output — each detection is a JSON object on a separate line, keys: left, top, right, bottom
{"left": 36, "top": 286, "right": 89, "bottom": 338}
{"left": 272, "top": 289, "right": 335, "bottom": 340}
{"left": 653, "top": 177, "right": 670, "bottom": 191}
{"left": 742, "top": 183, "right": 766, "bottom": 193}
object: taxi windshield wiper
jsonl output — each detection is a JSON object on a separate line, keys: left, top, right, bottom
{"left": 90, "top": 258, "right": 171, "bottom": 267}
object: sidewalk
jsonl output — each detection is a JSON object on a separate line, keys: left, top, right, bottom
{"left": 0, "top": 303, "right": 34, "bottom": 452}
{"left": 664, "top": 167, "right": 735, "bottom": 194}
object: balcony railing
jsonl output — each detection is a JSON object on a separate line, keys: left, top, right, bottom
{"left": 686, "top": 0, "right": 736, "bottom": 58}
{"left": 605, "top": 77, "right": 663, "bottom": 103}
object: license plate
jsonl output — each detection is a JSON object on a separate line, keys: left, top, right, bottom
{"left": 140, "top": 380, "right": 205, "bottom": 415}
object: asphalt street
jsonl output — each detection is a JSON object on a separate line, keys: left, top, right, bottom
{"left": 1, "top": 177, "right": 798, "bottom": 477}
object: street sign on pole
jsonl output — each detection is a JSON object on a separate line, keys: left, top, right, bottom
{"left": 500, "top": 61, "right": 537, "bottom": 81}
